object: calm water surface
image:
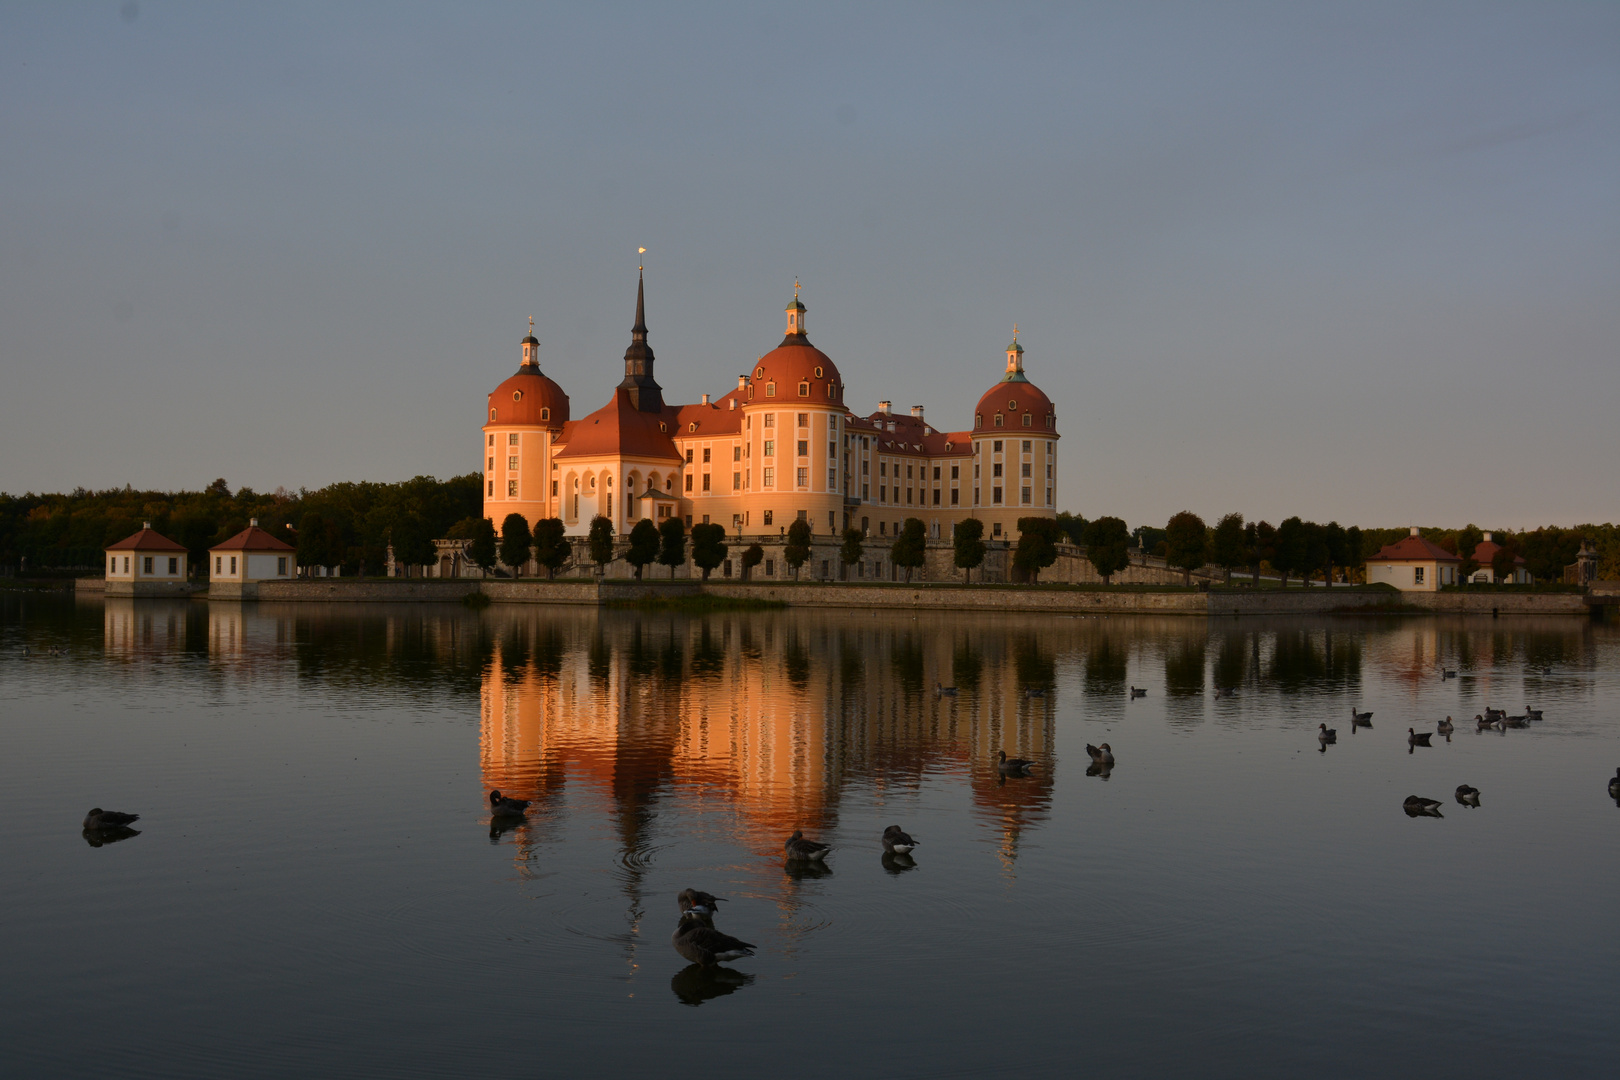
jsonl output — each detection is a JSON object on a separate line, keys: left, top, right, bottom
{"left": 2, "top": 595, "right": 1617, "bottom": 1078}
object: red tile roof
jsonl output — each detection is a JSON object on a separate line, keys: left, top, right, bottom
{"left": 1469, "top": 539, "right": 1524, "bottom": 566}
{"left": 105, "top": 527, "right": 187, "bottom": 552}
{"left": 552, "top": 388, "right": 683, "bottom": 462}
{"left": 211, "top": 525, "right": 295, "bottom": 552}
{"left": 1368, "top": 534, "right": 1461, "bottom": 563}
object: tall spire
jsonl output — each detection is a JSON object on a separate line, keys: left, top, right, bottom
{"left": 619, "top": 268, "right": 663, "bottom": 412}
{"left": 782, "top": 280, "right": 808, "bottom": 345}
{"left": 1004, "top": 325, "right": 1027, "bottom": 382}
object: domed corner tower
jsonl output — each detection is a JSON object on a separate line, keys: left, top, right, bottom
{"left": 737, "top": 283, "right": 850, "bottom": 538}
{"left": 968, "top": 329, "right": 1059, "bottom": 541}
{"left": 482, "top": 322, "right": 571, "bottom": 531}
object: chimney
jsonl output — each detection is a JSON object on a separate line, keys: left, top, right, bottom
{"left": 910, "top": 405, "right": 924, "bottom": 419}
{"left": 1483, "top": 531, "right": 1492, "bottom": 542}
{"left": 251, "top": 518, "right": 259, "bottom": 528}
{"left": 701, "top": 393, "right": 711, "bottom": 406}
{"left": 729, "top": 398, "right": 737, "bottom": 411}
{"left": 879, "top": 400, "right": 892, "bottom": 415}
{"left": 737, "top": 374, "right": 748, "bottom": 392}
{"left": 1409, "top": 526, "right": 1419, "bottom": 536}
{"left": 143, "top": 520, "right": 151, "bottom": 530}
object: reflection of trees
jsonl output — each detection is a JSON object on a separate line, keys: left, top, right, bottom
{"left": 889, "top": 632, "right": 925, "bottom": 696}
{"left": 1212, "top": 628, "right": 1249, "bottom": 690}
{"left": 1013, "top": 634, "right": 1055, "bottom": 692}
{"left": 1268, "top": 628, "right": 1360, "bottom": 692}
{"left": 1084, "top": 634, "right": 1128, "bottom": 695}
{"left": 1164, "top": 635, "right": 1206, "bottom": 696}
{"left": 952, "top": 638, "right": 983, "bottom": 691}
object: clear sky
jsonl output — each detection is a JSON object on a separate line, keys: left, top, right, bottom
{"left": 1, "top": 1, "right": 1615, "bottom": 529}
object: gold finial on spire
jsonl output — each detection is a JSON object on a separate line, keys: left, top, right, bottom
{"left": 529, "top": 315, "right": 534, "bottom": 332}
{"left": 794, "top": 277, "right": 800, "bottom": 298}
{"left": 638, "top": 246, "right": 646, "bottom": 271}
{"left": 1012, "top": 322, "right": 1018, "bottom": 341}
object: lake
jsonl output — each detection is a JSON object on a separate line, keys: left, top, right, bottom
{"left": 2, "top": 594, "right": 1616, "bottom": 1078}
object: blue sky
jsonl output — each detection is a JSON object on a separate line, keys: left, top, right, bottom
{"left": 2, "top": 1, "right": 1615, "bottom": 529}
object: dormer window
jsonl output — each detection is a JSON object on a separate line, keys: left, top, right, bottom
{"left": 513, "top": 391, "right": 522, "bottom": 401}
{"left": 689, "top": 422, "right": 697, "bottom": 432}
{"left": 1022, "top": 413, "right": 1032, "bottom": 427}
{"left": 540, "top": 407, "right": 550, "bottom": 421}
{"left": 814, "top": 366, "right": 823, "bottom": 378}
{"left": 766, "top": 382, "right": 776, "bottom": 397}
{"left": 798, "top": 382, "right": 809, "bottom": 397}
{"left": 1046, "top": 415, "right": 1055, "bottom": 429}
{"left": 975, "top": 412, "right": 982, "bottom": 428}
{"left": 995, "top": 414, "right": 1004, "bottom": 427}
{"left": 490, "top": 409, "right": 497, "bottom": 421}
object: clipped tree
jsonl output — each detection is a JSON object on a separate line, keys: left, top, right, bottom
{"left": 1209, "top": 513, "right": 1246, "bottom": 584}
{"left": 1457, "top": 524, "right": 1484, "bottom": 582}
{"left": 784, "top": 517, "right": 813, "bottom": 580}
{"left": 839, "top": 527, "right": 864, "bottom": 580}
{"left": 296, "top": 511, "right": 329, "bottom": 574}
{"left": 499, "top": 513, "right": 533, "bottom": 578}
{"left": 587, "top": 515, "right": 615, "bottom": 576}
{"left": 391, "top": 515, "right": 436, "bottom": 576}
{"left": 1013, "top": 517, "right": 1062, "bottom": 583}
{"left": 1273, "top": 516, "right": 1308, "bottom": 588}
{"left": 1083, "top": 516, "right": 1131, "bottom": 585}
{"left": 1321, "top": 521, "right": 1348, "bottom": 586}
{"left": 626, "top": 518, "right": 659, "bottom": 580}
{"left": 1344, "top": 526, "right": 1364, "bottom": 583}
{"left": 1054, "top": 511, "right": 1086, "bottom": 546}
{"left": 691, "top": 522, "right": 729, "bottom": 581}
{"left": 741, "top": 542, "right": 764, "bottom": 581}
{"left": 1250, "top": 521, "right": 1277, "bottom": 586}
{"left": 1164, "top": 510, "right": 1208, "bottom": 585}
{"left": 532, "top": 517, "right": 569, "bottom": 579}
{"left": 1491, "top": 537, "right": 1519, "bottom": 583}
{"left": 891, "top": 517, "right": 927, "bottom": 583}
{"left": 466, "top": 516, "right": 498, "bottom": 574}
{"left": 658, "top": 516, "right": 687, "bottom": 578}
{"left": 954, "top": 517, "right": 988, "bottom": 583}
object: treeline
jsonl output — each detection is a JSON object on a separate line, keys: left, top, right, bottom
{"left": 1, "top": 475, "right": 481, "bottom": 576}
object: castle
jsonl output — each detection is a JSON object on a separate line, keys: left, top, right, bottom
{"left": 475, "top": 273, "right": 1059, "bottom": 575}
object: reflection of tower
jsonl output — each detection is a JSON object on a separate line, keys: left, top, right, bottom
{"left": 102, "top": 598, "right": 192, "bottom": 659}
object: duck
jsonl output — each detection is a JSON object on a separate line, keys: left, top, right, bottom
{"left": 1475, "top": 714, "right": 1504, "bottom": 732}
{"left": 1403, "top": 795, "right": 1443, "bottom": 815}
{"left": 997, "top": 749, "right": 1036, "bottom": 775}
{"left": 881, "top": 825, "right": 919, "bottom": 854}
{"left": 83, "top": 808, "right": 140, "bottom": 830}
{"left": 1085, "top": 743, "right": 1115, "bottom": 766}
{"left": 1609, "top": 768, "right": 1619, "bottom": 798}
{"left": 672, "top": 910, "right": 756, "bottom": 967}
{"left": 1455, "top": 785, "right": 1481, "bottom": 806}
{"left": 1351, "top": 707, "right": 1373, "bottom": 723}
{"left": 488, "top": 790, "right": 530, "bottom": 817}
{"left": 676, "top": 888, "right": 728, "bottom": 921}
{"left": 934, "top": 682, "right": 958, "bottom": 696}
{"left": 1437, "top": 716, "right": 1455, "bottom": 735}
{"left": 783, "top": 830, "right": 831, "bottom": 861}
{"left": 1129, "top": 686, "right": 1147, "bottom": 699}
{"left": 1408, "top": 727, "right": 1432, "bottom": 747}
{"left": 1318, "top": 724, "right": 1337, "bottom": 744}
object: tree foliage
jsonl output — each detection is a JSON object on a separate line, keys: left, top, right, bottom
{"left": 839, "top": 527, "right": 863, "bottom": 579}
{"left": 784, "top": 518, "right": 812, "bottom": 580}
{"left": 499, "top": 514, "right": 533, "bottom": 578}
{"left": 587, "top": 515, "right": 615, "bottom": 574}
{"left": 626, "top": 519, "right": 659, "bottom": 580}
{"left": 1209, "top": 513, "right": 1246, "bottom": 582}
{"left": 1083, "top": 516, "right": 1131, "bottom": 584}
{"left": 690, "top": 522, "right": 728, "bottom": 580}
{"left": 953, "top": 517, "right": 987, "bottom": 582}
{"left": 532, "top": 518, "right": 570, "bottom": 579}
{"left": 1054, "top": 511, "right": 1086, "bottom": 546}
{"left": 466, "top": 517, "right": 497, "bottom": 573}
{"left": 741, "top": 542, "right": 764, "bottom": 581}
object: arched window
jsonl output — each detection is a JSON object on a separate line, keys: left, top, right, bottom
{"left": 975, "top": 412, "right": 982, "bottom": 428}
{"left": 994, "top": 414, "right": 1004, "bottom": 428}
{"left": 540, "top": 407, "right": 550, "bottom": 421}
{"left": 490, "top": 409, "right": 497, "bottom": 421}
{"left": 826, "top": 382, "right": 835, "bottom": 399}
{"left": 690, "top": 422, "right": 697, "bottom": 432}
{"left": 1022, "top": 413, "right": 1032, "bottom": 427}
{"left": 1046, "top": 415, "right": 1055, "bottom": 430}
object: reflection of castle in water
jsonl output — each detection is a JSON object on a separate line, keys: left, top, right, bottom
{"left": 478, "top": 609, "right": 1060, "bottom": 870}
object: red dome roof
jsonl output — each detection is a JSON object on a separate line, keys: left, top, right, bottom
{"left": 750, "top": 339, "right": 844, "bottom": 407}
{"left": 486, "top": 365, "right": 569, "bottom": 428}
{"left": 973, "top": 378, "right": 1055, "bottom": 433}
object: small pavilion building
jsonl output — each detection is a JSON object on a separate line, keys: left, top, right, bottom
{"left": 209, "top": 519, "right": 296, "bottom": 598}
{"left": 1467, "top": 532, "right": 1531, "bottom": 584}
{"left": 1365, "top": 528, "right": 1462, "bottom": 592}
{"left": 104, "top": 523, "right": 190, "bottom": 596}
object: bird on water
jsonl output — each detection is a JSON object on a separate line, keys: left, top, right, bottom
{"left": 1318, "top": 724, "right": 1337, "bottom": 744}
{"left": 1455, "top": 785, "right": 1481, "bottom": 807}
{"left": 1403, "top": 796, "right": 1443, "bottom": 816}
{"left": 1085, "top": 743, "right": 1115, "bottom": 766}
{"left": 998, "top": 749, "right": 1036, "bottom": 776}
{"left": 1352, "top": 707, "right": 1373, "bottom": 723}
{"left": 935, "top": 682, "right": 958, "bottom": 696}
{"left": 784, "top": 830, "right": 831, "bottom": 861}
{"left": 83, "top": 808, "right": 139, "bottom": 830}
{"left": 1130, "top": 686, "right": 1147, "bottom": 699}
{"left": 1408, "top": 728, "right": 1432, "bottom": 747}
{"left": 672, "top": 910, "right": 756, "bottom": 967}
{"left": 881, "top": 825, "right": 919, "bottom": 854}
{"left": 1437, "top": 716, "right": 1455, "bottom": 735}
{"left": 488, "top": 790, "right": 530, "bottom": 817}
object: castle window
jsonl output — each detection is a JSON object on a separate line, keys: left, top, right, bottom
{"left": 487, "top": 434, "right": 494, "bottom": 446}
{"left": 797, "top": 468, "right": 808, "bottom": 487}
{"left": 513, "top": 391, "right": 522, "bottom": 401}
{"left": 1023, "top": 413, "right": 1032, "bottom": 427}
{"left": 509, "top": 433, "right": 519, "bottom": 445}
{"left": 507, "top": 481, "right": 517, "bottom": 497}
{"left": 685, "top": 475, "right": 693, "bottom": 492}
{"left": 993, "top": 464, "right": 1003, "bottom": 477}
{"left": 690, "top": 422, "right": 697, "bottom": 432}
{"left": 932, "top": 489, "right": 940, "bottom": 505}
{"left": 1008, "top": 400, "right": 1018, "bottom": 410}
{"left": 764, "top": 414, "right": 775, "bottom": 427}
{"left": 798, "top": 382, "right": 809, "bottom": 397}
{"left": 950, "top": 489, "right": 959, "bottom": 505}
{"left": 660, "top": 422, "right": 667, "bottom": 432}
{"left": 733, "top": 445, "right": 741, "bottom": 461}
{"left": 1047, "top": 442, "right": 1054, "bottom": 454}
{"left": 702, "top": 474, "right": 711, "bottom": 492}
{"left": 827, "top": 383, "right": 835, "bottom": 399}
{"left": 993, "top": 487, "right": 1002, "bottom": 504}
{"left": 540, "top": 408, "right": 550, "bottom": 421}
{"left": 766, "top": 382, "right": 777, "bottom": 397}
{"left": 993, "top": 441, "right": 1003, "bottom": 452}
{"left": 763, "top": 467, "right": 775, "bottom": 487}
{"left": 756, "top": 367, "right": 765, "bottom": 379}
{"left": 814, "top": 366, "right": 823, "bottom": 378}
{"left": 551, "top": 481, "right": 558, "bottom": 496}
{"left": 488, "top": 481, "right": 494, "bottom": 496}
{"left": 951, "top": 465, "right": 959, "bottom": 479}
{"left": 797, "top": 440, "right": 808, "bottom": 457}
{"left": 797, "top": 413, "right": 808, "bottom": 427}
{"left": 508, "top": 456, "right": 518, "bottom": 470}
{"left": 1021, "top": 463, "right": 1031, "bottom": 477}
{"left": 763, "top": 510, "right": 773, "bottom": 525}
{"left": 764, "top": 440, "right": 775, "bottom": 457}
{"left": 490, "top": 409, "right": 497, "bottom": 421}
{"left": 685, "top": 449, "right": 694, "bottom": 464}
{"left": 994, "top": 414, "right": 1003, "bottom": 427}
{"left": 1046, "top": 415, "right": 1055, "bottom": 429}
{"left": 733, "top": 472, "right": 741, "bottom": 490}
{"left": 702, "top": 448, "right": 711, "bottom": 463}
{"left": 1023, "top": 441, "right": 1031, "bottom": 452}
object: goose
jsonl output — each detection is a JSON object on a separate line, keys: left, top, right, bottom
{"left": 1351, "top": 707, "right": 1373, "bottom": 723}
{"left": 676, "top": 889, "right": 728, "bottom": 921}
{"left": 934, "top": 682, "right": 958, "bottom": 697}
{"left": 1436, "top": 716, "right": 1455, "bottom": 735}
{"left": 1350, "top": 713, "right": 1372, "bottom": 729}
{"left": 1024, "top": 686, "right": 1047, "bottom": 699}
{"left": 1455, "top": 785, "right": 1481, "bottom": 806}
{"left": 83, "top": 808, "right": 140, "bottom": 830}
{"left": 881, "top": 825, "right": 919, "bottom": 854}
{"left": 1474, "top": 714, "right": 1501, "bottom": 732}
{"left": 1523, "top": 708, "right": 1543, "bottom": 721}
{"left": 997, "top": 749, "right": 1036, "bottom": 775}
{"left": 488, "top": 790, "right": 530, "bottom": 817}
{"left": 1129, "top": 686, "right": 1147, "bottom": 699}
{"left": 1318, "top": 724, "right": 1337, "bottom": 744}
{"left": 783, "top": 830, "right": 831, "bottom": 861}
{"left": 1085, "top": 743, "right": 1115, "bottom": 766}
{"left": 672, "top": 911, "right": 756, "bottom": 967}
{"left": 1609, "top": 769, "right": 1620, "bottom": 798}
{"left": 1503, "top": 714, "right": 1530, "bottom": 729}
{"left": 1483, "top": 707, "right": 1505, "bottom": 721}
{"left": 1408, "top": 728, "right": 1432, "bottom": 747}
{"left": 1403, "top": 795, "right": 1444, "bottom": 815}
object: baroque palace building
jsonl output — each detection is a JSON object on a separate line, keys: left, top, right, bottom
{"left": 480, "top": 273, "right": 1059, "bottom": 552}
